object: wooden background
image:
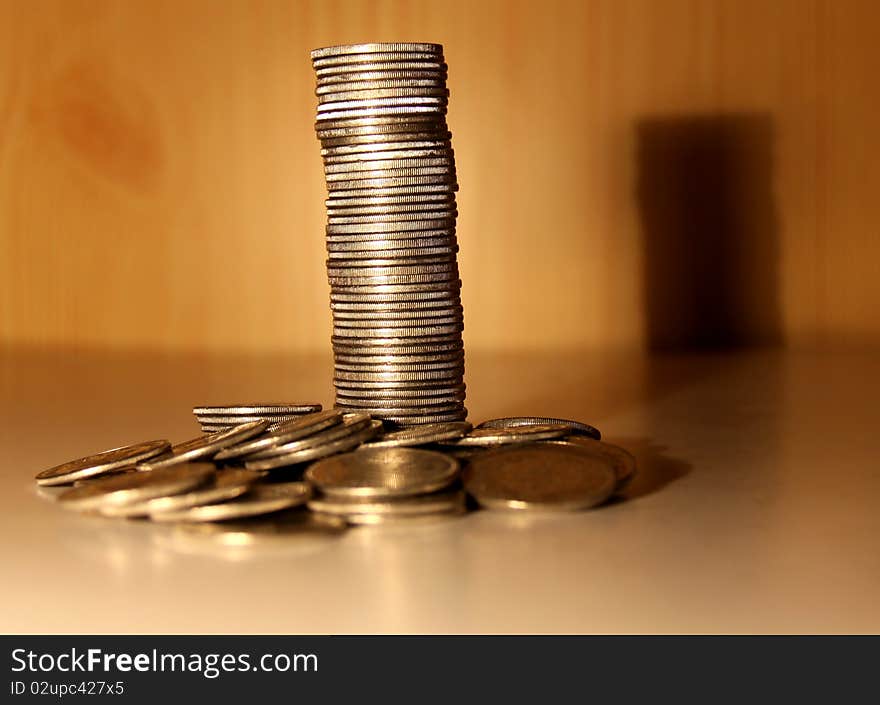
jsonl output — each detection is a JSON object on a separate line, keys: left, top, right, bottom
{"left": 1, "top": 0, "right": 878, "bottom": 353}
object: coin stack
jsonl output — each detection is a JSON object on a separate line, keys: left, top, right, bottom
{"left": 311, "top": 43, "right": 466, "bottom": 427}
{"left": 194, "top": 404, "right": 322, "bottom": 434}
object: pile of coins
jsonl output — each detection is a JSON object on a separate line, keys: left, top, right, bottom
{"left": 34, "top": 408, "right": 635, "bottom": 526}
{"left": 312, "top": 43, "right": 466, "bottom": 427}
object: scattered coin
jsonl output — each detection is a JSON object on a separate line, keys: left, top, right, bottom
{"left": 213, "top": 410, "right": 345, "bottom": 461}
{"left": 58, "top": 463, "right": 215, "bottom": 512}
{"left": 35, "top": 439, "right": 171, "bottom": 487}
{"left": 478, "top": 416, "right": 601, "bottom": 441}
{"left": 463, "top": 444, "right": 617, "bottom": 511}
{"left": 151, "top": 482, "right": 313, "bottom": 522}
{"left": 305, "top": 447, "right": 459, "bottom": 498}
{"left": 243, "top": 421, "right": 382, "bottom": 470}
{"left": 139, "top": 420, "right": 268, "bottom": 469}
{"left": 362, "top": 421, "right": 472, "bottom": 448}
{"left": 544, "top": 437, "right": 637, "bottom": 492}
{"left": 446, "top": 424, "right": 569, "bottom": 447}
{"left": 100, "top": 468, "right": 263, "bottom": 518}
{"left": 192, "top": 404, "right": 322, "bottom": 416}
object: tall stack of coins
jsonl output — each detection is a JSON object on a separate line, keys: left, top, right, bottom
{"left": 311, "top": 43, "right": 466, "bottom": 427}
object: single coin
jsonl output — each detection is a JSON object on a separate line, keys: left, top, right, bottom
{"left": 310, "top": 43, "right": 443, "bottom": 59}
{"left": 332, "top": 358, "right": 463, "bottom": 373}
{"left": 375, "top": 412, "right": 468, "bottom": 426}
{"left": 317, "top": 87, "right": 448, "bottom": 103}
{"left": 194, "top": 414, "right": 303, "bottom": 425}
{"left": 326, "top": 257, "right": 457, "bottom": 271}
{"left": 330, "top": 298, "right": 461, "bottom": 312}
{"left": 150, "top": 482, "right": 312, "bottom": 522}
{"left": 314, "top": 61, "right": 448, "bottom": 77}
{"left": 333, "top": 368, "right": 463, "bottom": 383}
{"left": 325, "top": 190, "right": 455, "bottom": 206}
{"left": 332, "top": 317, "right": 463, "bottom": 330}
{"left": 326, "top": 228, "right": 458, "bottom": 243}
{"left": 333, "top": 349, "right": 464, "bottom": 363}
{"left": 463, "top": 444, "right": 617, "bottom": 511}
{"left": 58, "top": 463, "right": 215, "bottom": 512}
{"left": 328, "top": 246, "right": 458, "bottom": 259}
{"left": 244, "top": 421, "right": 381, "bottom": 470}
{"left": 317, "top": 105, "right": 448, "bottom": 122}
{"left": 327, "top": 210, "right": 458, "bottom": 224}
{"left": 335, "top": 395, "right": 466, "bottom": 409}
{"left": 100, "top": 468, "right": 262, "bottom": 518}
{"left": 332, "top": 324, "right": 462, "bottom": 338}
{"left": 326, "top": 185, "right": 458, "bottom": 200}
{"left": 361, "top": 421, "right": 472, "bottom": 448}
{"left": 543, "top": 437, "right": 636, "bottom": 492}
{"left": 317, "top": 71, "right": 447, "bottom": 88}
{"left": 307, "top": 488, "right": 465, "bottom": 519}
{"left": 334, "top": 403, "right": 463, "bottom": 416}
{"left": 321, "top": 139, "right": 451, "bottom": 156}
{"left": 327, "top": 176, "right": 457, "bottom": 192}
{"left": 140, "top": 420, "right": 268, "bottom": 469}
{"left": 333, "top": 377, "right": 464, "bottom": 391}
{"left": 312, "top": 51, "right": 444, "bottom": 67}
{"left": 324, "top": 158, "right": 454, "bottom": 176}
{"left": 316, "top": 117, "right": 446, "bottom": 138}
{"left": 477, "top": 416, "right": 601, "bottom": 441}
{"left": 330, "top": 284, "right": 461, "bottom": 302}
{"left": 213, "top": 410, "right": 345, "bottom": 461}
{"left": 247, "top": 413, "right": 374, "bottom": 459}
{"left": 447, "top": 424, "right": 569, "bottom": 447}
{"left": 317, "top": 81, "right": 448, "bottom": 97}
{"left": 306, "top": 447, "right": 459, "bottom": 498}
{"left": 35, "top": 439, "right": 171, "bottom": 487}
{"left": 192, "top": 404, "right": 321, "bottom": 415}
{"left": 335, "top": 384, "right": 465, "bottom": 399}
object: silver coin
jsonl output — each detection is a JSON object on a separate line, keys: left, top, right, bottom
{"left": 320, "top": 132, "right": 451, "bottom": 150}
{"left": 317, "top": 105, "right": 447, "bottom": 122}
{"left": 312, "top": 51, "right": 444, "bottom": 67}
{"left": 327, "top": 245, "right": 458, "bottom": 259}
{"left": 101, "top": 468, "right": 262, "bottom": 518}
{"left": 35, "top": 439, "right": 171, "bottom": 487}
{"left": 318, "top": 88, "right": 449, "bottom": 105}
{"left": 317, "top": 71, "right": 447, "bottom": 87}
{"left": 140, "top": 420, "right": 268, "bottom": 469}
{"left": 306, "top": 447, "right": 459, "bottom": 498}
{"left": 333, "top": 307, "right": 463, "bottom": 322}
{"left": 213, "top": 410, "right": 345, "bottom": 461}
{"left": 332, "top": 342, "right": 463, "bottom": 356}
{"left": 325, "top": 169, "right": 455, "bottom": 187}
{"left": 314, "top": 61, "right": 448, "bottom": 77}
{"left": 326, "top": 184, "right": 458, "bottom": 199}
{"left": 330, "top": 298, "right": 461, "bottom": 312}
{"left": 321, "top": 140, "right": 451, "bottom": 156}
{"left": 324, "top": 158, "right": 454, "bottom": 176}
{"left": 543, "top": 438, "right": 636, "bottom": 492}
{"left": 325, "top": 185, "right": 455, "bottom": 202}
{"left": 316, "top": 117, "right": 445, "bottom": 137}
{"left": 323, "top": 151, "right": 453, "bottom": 168}
{"left": 329, "top": 284, "right": 461, "bottom": 301}
{"left": 332, "top": 317, "right": 463, "bottom": 330}
{"left": 333, "top": 348, "right": 463, "bottom": 362}
{"left": 194, "top": 414, "right": 304, "bottom": 425}
{"left": 329, "top": 275, "right": 460, "bottom": 288}
{"left": 326, "top": 257, "right": 456, "bottom": 270}
{"left": 334, "top": 394, "right": 466, "bottom": 409}
{"left": 361, "top": 422, "right": 472, "bottom": 448}
{"left": 335, "top": 384, "right": 466, "bottom": 399}
{"left": 310, "top": 43, "right": 444, "bottom": 59}
{"left": 477, "top": 416, "right": 601, "bottom": 441}
{"left": 58, "top": 462, "right": 215, "bottom": 512}
{"left": 334, "top": 403, "right": 463, "bottom": 416}
{"left": 244, "top": 421, "right": 381, "bottom": 470}
{"left": 463, "top": 444, "right": 617, "bottom": 511}
{"left": 192, "top": 403, "right": 322, "bottom": 415}
{"left": 373, "top": 412, "right": 468, "bottom": 426}
{"left": 317, "top": 81, "right": 448, "bottom": 97}
{"left": 151, "top": 482, "right": 312, "bottom": 522}
{"left": 247, "top": 413, "right": 374, "bottom": 459}
{"left": 327, "top": 210, "right": 458, "bottom": 224}
{"left": 316, "top": 95, "right": 448, "bottom": 112}
{"left": 332, "top": 325, "right": 462, "bottom": 339}
{"left": 308, "top": 488, "right": 465, "bottom": 519}
{"left": 447, "top": 424, "right": 569, "bottom": 447}
{"left": 326, "top": 228, "right": 458, "bottom": 243}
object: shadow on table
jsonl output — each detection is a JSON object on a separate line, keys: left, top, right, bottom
{"left": 606, "top": 436, "right": 691, "bottom": 502}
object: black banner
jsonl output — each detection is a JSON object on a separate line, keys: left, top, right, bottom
{"left": 3, "top": 635, "right": 874, "bottom": 702}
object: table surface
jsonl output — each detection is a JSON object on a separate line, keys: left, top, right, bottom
{"left": 2, "top": 345, "right": 878, "bottom": 634}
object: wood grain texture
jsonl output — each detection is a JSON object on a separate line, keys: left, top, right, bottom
{"left": 1, "top": 0, "right": 878, "bottom": 353}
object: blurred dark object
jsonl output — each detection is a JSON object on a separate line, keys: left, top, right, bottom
{"left": 637, "top": 115, "right": 781, "bottom": 350}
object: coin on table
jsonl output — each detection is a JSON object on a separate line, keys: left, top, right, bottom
{"left": 213, "top": 410, "right": 345, "bottom": 461}
{"left": 463, "top": 444, "right": 617, "bottom": 511}
{"left": 308, "top": 488, "right": 465, "bottom": 519}
{"left": 305, "top": 447, "right": 459, "bottom": 498}
{"left": 100, "top": 468, "right": 263, "bottom": 518}
{"left": 446, "top": 424, "right": 569, "bottom": 447}
{"left": 477, "top": 416, "right": 601, "bottom": 441}
{"left": 140, "top": 420, "right": 268, "bottom": 469}
{"left": 247, "top": 412, "right": 374, "bottom": 459}
{"left": 244, "top": 421, "right": 382, "bottom": 471}
{"left": 35, "top": 439, "right": 171, "bottom": 487}
{"left": 543, "top": 437, "right": 636, "bottom": 492}
{"left": 150, "top": 482, "right": 312, "bottom": 522}
{"left": 192, "top": 403, "right": 322, "bottom": 416}
{"left": 172, "top": 509, "right": 347, "bottom": 545}
{"left": 361, "top": 421, "right": 472, "bottom": 448}
{"left": 58, "top": 462, "right": 215, "bottom": 512}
